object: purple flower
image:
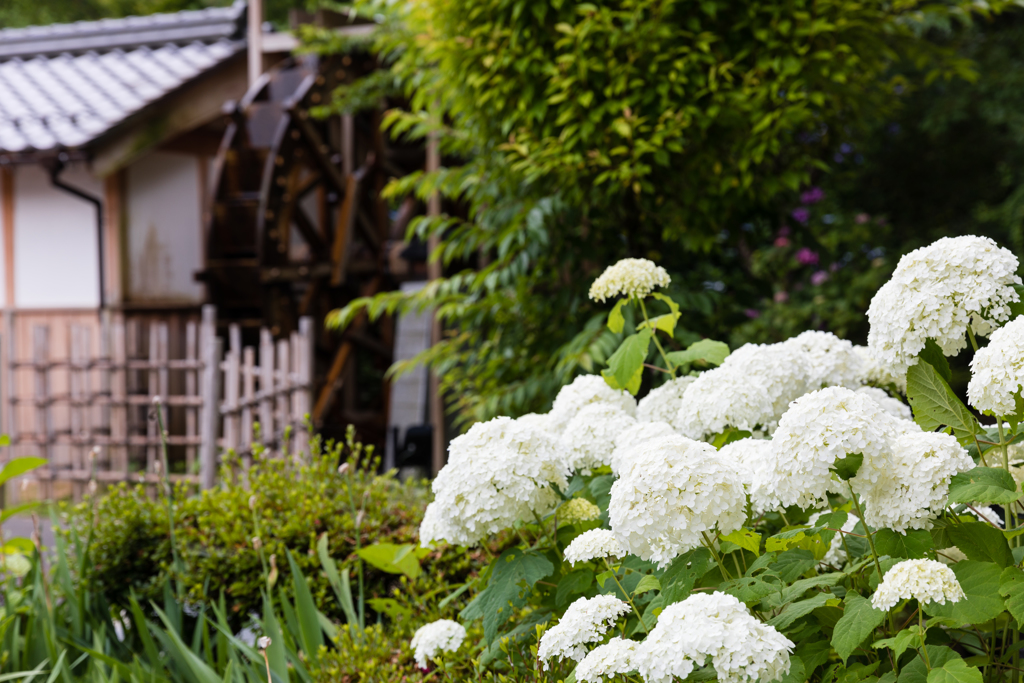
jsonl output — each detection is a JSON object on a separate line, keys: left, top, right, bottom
{"left": 795, "top": 248, "right": 819, "bottom": 266}
{"left": 800, "top": 187, "right": 825, "bottom": 205}
{"left": 855, "top": 213, "right": 870, "bottom": 224}
{"left": 774, "top": 291, "right": 789, "bottom": 304}
{"left": 811, "top": 270, "right": 829, "bottom": 286}
{"left": 744, "top": 308, "right": 761, "bottom": 319}
{"left": 791, "top": 207, "right": 810, "bottom": 224}
{"left": 774, "top": 236, "right": 791, "bottom": 248}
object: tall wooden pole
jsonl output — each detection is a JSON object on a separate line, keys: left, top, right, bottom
{"left": 247, "top": 0, "right": 264, "bottom": 88}
{"left": 426, "top": 130, "right": 444, "bottom": 475}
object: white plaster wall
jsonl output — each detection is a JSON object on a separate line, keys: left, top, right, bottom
{"left": 125, "top": 151, "right": 204, "bottom": 303}
{"left": 14, "top": 163, "right": 100, "bottom": 308}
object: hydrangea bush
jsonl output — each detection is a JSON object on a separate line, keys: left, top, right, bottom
{"left": 410, "top": 239, "right": 1024, "bottom": 683}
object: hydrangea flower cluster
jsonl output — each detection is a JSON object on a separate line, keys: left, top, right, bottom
{"left": 410, "top": 619, "right": 467, "bottom": 668}
{"left": 548, "top": 374, "right": 637, "bottom": 431}
{"left": 676, "top": 342, "right": 809, "bottom": 439}
{"left": 867, "top": 235, "right": 1021, "bottom": 377}
{"left": 969, "top": 316, "right": 1024, "bottom": 416}
{"left": 635, "top": 592, "right": 794, "bottom": 683}
{"left": 537, "top": 595, "right": 630, "bottom": 666}
{"left": 420, "top": 416, "right": 569, "bottom": 547}
{"left": 610, "top": 421, "right": 678, "bottom": 475}
{"left": 575, "top": 637, "right": 638, "bottom": 683}
{"left": 559, "top": 497, "right": 601, "bottom": 524}
{"left": 608, "top": 435, "right": 746, "bottom": 567}
{"left": 564, "top": 529, "right": 625, "bottom": 565}
{"left": 718, "top": 437, "right": 776, "bottom": 514}
{"left": 783, "top": 330, "right": 864, "bottom": 390}
{"left": 855, "top": 385, "right": 912, "bottom": 421}
{"left": 853, "top": 346, "right": 906, "bottom": 392}
{"left": 561, "top": 403, "right": 637, "bottom": 473}
{"left": 872, "top": 559, "right": 966, "bottom": 611}
{"left": 637, "top": 376, "right": 695, "bottom": 426}
{"left": 588, "top": 258, "right": 670, "bottom": 302}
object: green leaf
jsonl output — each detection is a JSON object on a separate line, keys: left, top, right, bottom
{"left": 556, "top": 569, "right": 594, "bottom": 607}
{"left": 720, "top": 575, "right": 782, "bottom": 604}
{"left": 633, "top": 575, "right": 661, "bottom": 596}
{"left": 721, "top": 528, "right": 761, "bottom": 557}
{"left": 834, "top": 453, "right": 864, "bottom": 481}
{"left": 769, "top": 593, "right": 839, "bottom": 630}
{"left": 1000, "top": 566, "right": 1024, "bottom": 628}
{"left": 779, "top": 655, "right": 806, "bottom": 683}
{"left": 874, "top": 529, "right": 934, "bottom": 560}
{"left": 926, "top": 659, "right": 983, "bottom": 683}
{"left": 925, "top": 561, "right": 1004, "bottom": 623}
{"left": 770, "top": 550, "right": 816, "bottom": 582}
{"left": 607, "top": 298, "right": 628, "bottom": 333}
{"left": 286, "top": 550, "right": 326, "bottom": 665}
{"left": 832, "top": 593, "right": 886, "bottom": 664}
{"left": 660, "top": 547, "right": 713, "bottom": 603}
{"left": 460, "top": 548, "right": 554, "bottom": 643}
{"left": 874, "top": 625, "right": 924, "bottom": 661}
{"left": 711, "top": 428, "right": 752, "bottom": 449}
{"left": 947, "top": 467, "right": 1020, "bottom": 505}
{"left": 665, "top": 338, "right": 730, "bottom": 371}
{"left": 898, "top": 647, "right": 959, "bottom": 683}
{"left": 366, "top": 598, "right": 411, "bottom": 620}
{"left": 0, "top": 457, "right": 46, "bottom": 486}
{"left": 906, "top": 361, "right": 978, "bottom": 445}
{"left": 316, "top": 534, "right": 357, "bottom": 626}
{"left": 946, "top": 523, "right": 1014, "bottom": 567}
{"left": 355, "top": 542, "right": 421, "bottom": 579}
{"left": 920, "top": 339, "right": 952, "bottom": 384}
{"left": 602, "top": 328, "right": 653, "bottom": 395}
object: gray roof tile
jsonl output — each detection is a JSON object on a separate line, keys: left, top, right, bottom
{"left": 0, "top": 2, "right": 247, "bottom": 154}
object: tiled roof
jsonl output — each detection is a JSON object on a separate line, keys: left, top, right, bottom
{"left": 0, "top": 2, "right": 247, "bottom": 154}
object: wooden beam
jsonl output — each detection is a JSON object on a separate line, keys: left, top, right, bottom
{"left": 103, "top": 171, "right": 125, "bottom": 306}
{"left": 1, "top": 167, "right": 14, "bottom": 308}
{"left": 427, "top": 128, "right": 444, "bottom": 476}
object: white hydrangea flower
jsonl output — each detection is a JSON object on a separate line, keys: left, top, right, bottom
{"left": 767, "top": 387, "right": 899, "bottom": 510}
{"left": 854, "top": 345, "right": 906, "bottom": 392}
{"left": 516, "top": 412, "right": 554, "bottom": 433}
{"left": 420, "top": 416, "right": 570, "bottom": 547}
{"left": 561, "top": 404, "right": 637, "bottom": 474}
{"left": 855, "top": 430, "right": 973, "bottom": 533}
{"left": 676, "top": 343, "right": 809, "bottom": 439}
{"left": 808, "top": 511, "right": 859, "bottom": 568}
{"left": 867, "top": 235, "right": 1021, "bottom": 377}
{"left": 410, "top": 619, "right": 466, "bottom": 668}
{"left": 856, "top": 386, "right": 912, "bottom": 421}
{"left": 783, "top": 330, "right": 865, "bottom": 390}
{"left": 576, "top": 637, "right": 638, "bottom": 683}
{"left": 718, "top": 437, "right": 776, "bottom": 515}
{"left": 872, "top": 559, "right": 966, "bottom": 611}
{"left": 635, "top": 592, "right": 793, "bottom": 683}
{"left": 609, "top": 435, "right": 746, "bottom": 568}
{"left": 549, "top": 375, "right": 637, "bottom": 431}
{"left": 610, "top": 421, "right": 677, "bottom": 475}
{"left": 564, "top": 529, "right": 625, "bottom": 565}
{"left": 560, "top": 498, "right": 601, "bottom": 525}
{"left": 967, "top": 505, "right": 1004, "bottom": 528}
{"left": 969, "top": 316, "right": 1024, "bottom": 416}
{"left": 589, "top": 258, "right": 671, "bottom": 302}
{"left": 537, "top": 595, "right": 630, "bottom": 666}
{"left": 637, "top": 376, "right": 696, "bottom": 426}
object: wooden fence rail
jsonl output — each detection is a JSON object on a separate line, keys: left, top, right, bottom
{"left": 3, "top": 306, "right": 314, "bottom": 500}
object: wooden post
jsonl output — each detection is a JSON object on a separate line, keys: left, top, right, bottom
{"left": 294, "top": 317, "right": 314, "bottom": 458}
{"left": 247, "top": 0, "right": 263, "bottom": 88}
{"left": 259, "top": 328, "right": 274, "bottom": 449}
{"left": 426, "top": 129, "right": 445, "bottom": 475}
{"left": 199, "top": 305, "right": 220, "bottom": 489}
{"left": 276, "top": 338, "right": 290, "bottom": 456}
{"left": 223, "top": 344, "right": 240, "bottom": 457}
{"left": 185, "top": 321, "right": 197, "bottom": 477}
{"left": 32, "top": 325, "right": 52, "bottom": 499}
{"left": 241, "top": 346, "right": 255, "bottom": 466}
{"left": 68, "top": 325, "right": 85, "bottom": 500}
{"left": 111, "top": 319, "right": 127, "bottom": 479}
{"left": 146, "top": 322, "right": 159, "bottom": 479}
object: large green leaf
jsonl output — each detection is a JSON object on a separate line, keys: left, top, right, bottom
{"left": 947, "top": 467, "right": 1020, "bottom": 505}
{"left": 316, "top": 534, "right": 358, "bottom": 626}
{"left": 285, "top": 550, "right": 325, "bottom": 665}
{"left": 719, "top": 575, "right": 783, "bottom": 605}
{"left": 601, "top": 328, "right": 652, "bottom": 395}
{"left": 874, "top": 529, "right": 934, "bottom": 559}
{"left": 607, "top": 298, "right": 628, "bottom": 333}
{"left": 925, "top": 561, "right": 1004, "bottom": 623}
{"left": 721, "top": 528, "right": 761, "bottom": 557}
{"left": 874, "top": 625, "right": 925, "bottom": 661}
{"left": 0, "top": 458, "right": 46, "bottom": 486}
{"left": 999, "top": 566, "right": 1024, "bottom": 628}
{"left": 768, "top": 593, "right": 836, "bottom": 630}
{"left": 664, "top": 338, "right": 730, "bottom": 371}
{"left": 926, "top": 659, "right": 983, "bottom": 683}
{"left": 898, "top": 647, "right": 960, "bottom": 683}
{"left": 460, "top": 548, "right": 554, "bottom": 643}
{"left": 832, "top": 593, "right": 886, "bottom": 664}
{"left": 919, "top": 339, "right": 952, "bottom": 384}
{"left": 555, "top": 569, "right": 594, "bottom": 607}
{"left": 946, "top": 523, "right": 1014, "bottom": 567}
{"left": 355, "top": 542, "right": 421, "bottom": 579}
{"left": 659, "top": 547, "right": 713, "bottom": 603}
{"left": 906, "top": 361, "right": 978, "bottom": 445}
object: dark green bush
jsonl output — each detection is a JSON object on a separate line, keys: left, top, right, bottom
{"left": 66, "top": 429, "right": 472, "bottom": 626}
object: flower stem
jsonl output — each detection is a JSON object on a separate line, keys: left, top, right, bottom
{"left": 998, "top": 420, "right": 1019, "bottom": 539}
{"left": 919, "top": 609, "right": 932, "bottom": 671}
{"left": 847, "top": 482, "right": 897, "bottom": 639}
{"left": 603, "top": 559, "right": 649, "bottom": 634}
{"left": 701, "top": 531, "right": 734, "bottom": 581}
{"left": 639, "top": 299, "right": 676, "bottom": 377}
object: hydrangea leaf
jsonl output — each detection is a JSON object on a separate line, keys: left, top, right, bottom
{"left": 897, "top": 647, "right": 959, "bottom": 683}
{"left": 919, "top": 339, "right": 952, "bottom": 384}
{"left": 998, "top": 566, "right": 1024, "bottom": 629}
{"left": 873, "top": 529, "right": 934, "bottom": 560}
{"left": 832, "top": 592, "right": 886, "bottom": 664}
{"left": 632, "top": 575, "right": 661, "bottom": 596}
{"left": 460, "top": 548, "right": 554, "bottom": 643}
{"left": 924, "top": 561, "right": 1004, "bottom": 624}
{"left": 659, "top": 547, "right": 713, "bottom": 603}
{"left": 778, "top": 655, "right": 806, "bottom": 683}
{"left": 833, "top": 453, "right": 864, "bottom": 481}
{"left": 721, "top": 528, "right": 761, "bottom": 557}
{"left": 355, "top": 543, "right": 422, "bottom": 579}
{"left": 601, "top": 328, "right": 652, "bottom": 395}
{"left": 607, "top": 298, "right": 628, "bottom": 333}
{"left": 768, "top": 574, "right": 844, "bottom": 610}
{"left": 925, "top": 659, "right": 983, "bottom": 683}
{"left": 946, "top": 522, "right": 1014, "bottom": 567}
{"left": 767, "top": 593, "right": 837, "bottom": 630}
{"left": 555, "top": 569, "right": 594, "bottom": 607}
{"left": 906, "top": 361, "right": 978, "bottom": 445}
{"left": 770, "top": 549, "right": 816, "bottom": 582}
{"left": 947, "top": 467, "right": 1020, "bottom": 505}
{"left": 664, "top": 338, "right": 730, "bottom": 371}
{"left": 873, "top": 625, "right": 924, "bottom": 661}
{"left": 719, "top": 575, "right": 783, "bottom": 605}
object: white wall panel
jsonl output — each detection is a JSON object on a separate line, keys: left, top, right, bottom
{"left": 125, "top": 151, "right": 204, "bottom": 303}
{"left": 13, "top": 163, "right": 100, "bottom": 308}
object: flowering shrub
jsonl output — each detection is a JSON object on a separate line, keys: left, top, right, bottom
{"left": 409, "top": 236, "right": 1024, "bottom": 683}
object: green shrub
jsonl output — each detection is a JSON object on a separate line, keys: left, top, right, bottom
{"left": 66, "top": 429, "right": 472, "bottom": 627}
